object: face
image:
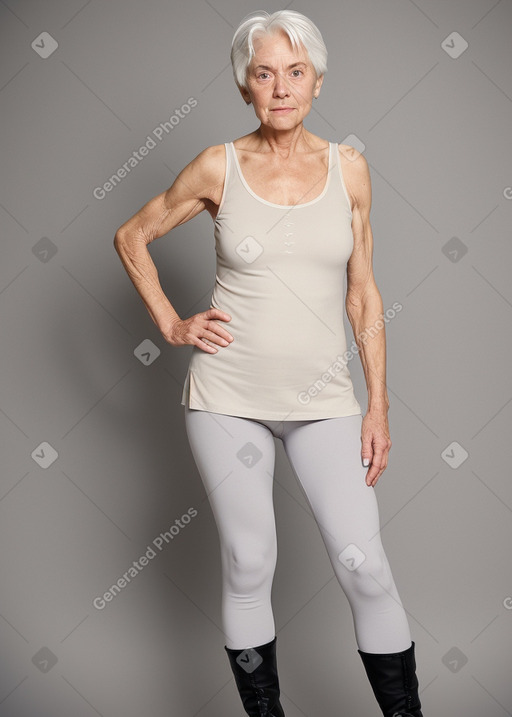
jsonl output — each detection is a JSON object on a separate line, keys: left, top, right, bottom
{"left": 240, "top": 29, "right": 323, "bottom": 130}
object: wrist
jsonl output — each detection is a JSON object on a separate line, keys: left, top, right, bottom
{"left": 154, "top": 306, "right": 180, "bottom": 333}
{"left": 367, "top": 398, "right": 389, "bottom": 413}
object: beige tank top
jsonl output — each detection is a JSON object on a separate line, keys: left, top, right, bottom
{"left": 181, "top": 140, "right": 362, "bottom": 420}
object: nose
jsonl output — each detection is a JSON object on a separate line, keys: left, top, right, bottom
{"left": 273, "top": 71, "right": 290, "bottom": 98}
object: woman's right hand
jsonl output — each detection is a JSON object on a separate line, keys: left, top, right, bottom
{"left": 164, "top": 308, "right": 234, "bottom": 353}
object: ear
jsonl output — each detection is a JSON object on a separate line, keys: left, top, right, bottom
{"left": 239, "top": 85, "right": 251, "bottom": 105}
{"left": 313, "top": 73, "right": 324, "bottom": 98}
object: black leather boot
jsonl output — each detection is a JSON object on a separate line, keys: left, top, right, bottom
{"left": 358, "top": 640, "right": 423, "bottom": 716}
{"left": 224, "top": 635, "right": 285, "bottom": 716}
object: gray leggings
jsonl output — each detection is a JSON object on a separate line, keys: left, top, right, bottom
{"left": 184, "top": 405, "right": 412, "bottom": 653}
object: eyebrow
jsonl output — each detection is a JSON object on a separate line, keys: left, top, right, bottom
{"left": 254, "top": 62, "right": 307, "bottom": 71}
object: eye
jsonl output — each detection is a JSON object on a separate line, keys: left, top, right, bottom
{"left": 257, "top": 72, "right": 270, "bottom": 79}
{"left": 291, "top": 69, "right": 303, "bottom": 77}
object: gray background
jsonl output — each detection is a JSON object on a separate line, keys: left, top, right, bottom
{"left": 1, "top": 0, "right": 511, "bottom": 715}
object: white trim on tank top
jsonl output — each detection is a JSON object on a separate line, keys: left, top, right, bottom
{"left": 230, "top": 141, "right": 335, "bottom": 209}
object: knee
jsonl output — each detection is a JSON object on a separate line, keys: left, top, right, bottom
{"left": 345, "top": 549, "right": 394, "bottom": 599}
{"left": 224, "top": 542, "right": 277, "bottom": 592}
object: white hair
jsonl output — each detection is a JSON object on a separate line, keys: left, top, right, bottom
{"left": 230, "top": 10, "right": 328, "bottom": 91}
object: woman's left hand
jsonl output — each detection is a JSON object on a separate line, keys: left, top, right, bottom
{"left": 360, "top": 410, "right": 392, "bottom": 487}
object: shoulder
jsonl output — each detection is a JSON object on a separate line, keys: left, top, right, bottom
{"left": 188, "top": 143, "right": 226, "bottom": 183}
{"left": 176, "top": 143, "right": 227, "bottom": 200}
{"left": 337, "top": 143, "right": 371, "bottom": 210}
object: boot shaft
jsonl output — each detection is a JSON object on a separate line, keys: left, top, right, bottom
{"left": 225, "top": 636, "right": 285, "bottom": 717}
{"left": 358, "top": 640, "right": 423, "bottom": 717}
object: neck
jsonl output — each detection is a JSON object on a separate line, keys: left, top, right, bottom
{"left": 254, "top": 123, "right": 315, "bottom": 158}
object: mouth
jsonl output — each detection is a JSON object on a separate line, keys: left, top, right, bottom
{"left": 270, "top": 107, "right": 295, "bottom": 112}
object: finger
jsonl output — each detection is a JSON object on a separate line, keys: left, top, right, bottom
{"left": 197, "top": 329, "right": 233, "bottom": 353}
{"left": 361, "top": 439, "right": 373, "bottom": 463}
{"left": 366, "top": 457, "right": 388, "bottom": 486}
{"left": 364, "top": 458, "right": 383, "bottom": 486}
{"left": 365, "top": 467, "right": 377, "bottom": 486}
{"left": 202, "top": 327, "right": 230, "bottom": 346}
{"left": 193, "top": 331, "right": 223, "bottom": 352}
{"left": 209, "top": 324, "right": 234, "bottom": 342}
{"left": 370, "top": 447, "right": 386, "bottom": 471}
{"left": 196, "top": 337, "right": 219, "bottom": 353}
{"left": 367, "top": 470, "right": 380, "bottom": 487}
{"left": 207, "top": 308, "right": 232, "bottom": 322}
{"left": 205, "top": 319, "right": 234, "bottom": 342}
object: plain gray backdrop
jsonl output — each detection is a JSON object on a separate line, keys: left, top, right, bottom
{"left": 1, "top": 0, "right": 512, "bottom": 715}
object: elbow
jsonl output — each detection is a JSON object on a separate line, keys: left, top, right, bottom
{"left": 114, "top": 226, "right": 126, "bottom": 246}
{"left": 114, "top": 229, "right": 130, "bottom": 253}
{"left": 346, "top": 278, "right": 379, "bottom": 312}
{"left": 346, "top": 307, "right": 362, "bottom": 327}
{"left": 114, "top": 226, "right": 151, "bottom": 251}
{"left": 345, "top": 291, "right": 364, "bottom": 319}
{"left": 346, "top": 291, "right": 374, "bottom": 325}
{"left": 113, "top": 229, "right": 123, "bottom": 248}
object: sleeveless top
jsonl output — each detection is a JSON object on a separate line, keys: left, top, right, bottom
{"left": 180, "top": 140, "right": 362, "bottom": 421}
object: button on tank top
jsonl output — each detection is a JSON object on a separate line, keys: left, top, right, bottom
{"left": 181, "top": 140, "right": 362, "bottom": 420}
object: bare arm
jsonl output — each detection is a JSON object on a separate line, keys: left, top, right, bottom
{"left": 113, "top": 145, "right": 233, "bottom": 353}
{"left": 341, "top": 146, "right": 391, "bottom": 486}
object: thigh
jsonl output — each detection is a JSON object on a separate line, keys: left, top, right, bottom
{"left": 184, "top": 406, "right": 278, "bottom": 551}
{"left": 281, "top": 414, "right": 384, "bottom": 554}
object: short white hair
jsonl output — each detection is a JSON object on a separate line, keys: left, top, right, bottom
{"left": 230, "top": 10, "right": 328, "bottom": 91}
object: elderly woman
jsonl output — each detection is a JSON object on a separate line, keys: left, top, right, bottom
{"left": 114, "top": 10, "right": 424, "bottom": 717}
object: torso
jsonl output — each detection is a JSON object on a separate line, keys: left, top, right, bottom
{"left": 182, "top": 132, "right": 363, "bottom": 421}
{"left": 202, "top": 136, "right": 357, "bottom": 221}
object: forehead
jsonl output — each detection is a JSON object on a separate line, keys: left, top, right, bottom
{"left": 250, "top": 30, "right": 309, "bottom": 65}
